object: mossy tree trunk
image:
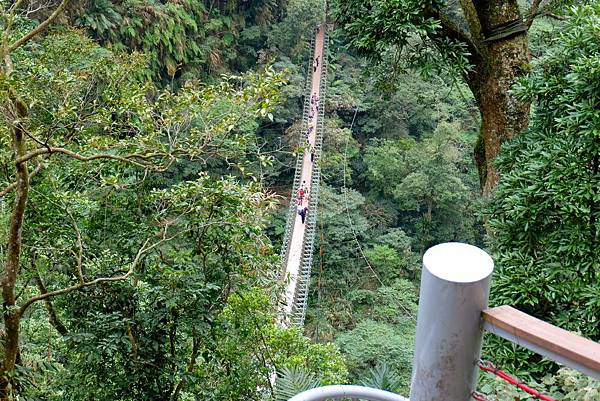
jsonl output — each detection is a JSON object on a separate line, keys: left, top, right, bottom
{"left": 460, "top": 0, "right": 531, "bottom": 193}
{"left": 0, "top": 93, "right": 29, "bottom": 401}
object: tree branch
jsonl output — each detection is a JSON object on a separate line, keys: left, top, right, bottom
{"left": 526, "top": 0, "right": 545, "bottom": 28}
{"left": 16, "top": 146, "right": 172, "bottom": 171}
{"left": 65, "top": 209, "right": 84, "bottom": 283}
{"left": 456, "top": 0, "right": 486, "bottom": 53}
{"left": 18, "top": 224, "right": 195, "bottom": 315}
{"left": 438, "top": 11, "right": 477, "bottom": 51}
{"left": 26, "top": 0, "right": 56, "bottom": 17}
{"left": 0, "top": 162, "right": 44, "bottom": 198}
{"left": 529, "top": 10, "right": 566, "bottom": 25}
{"left": 8, "top": 0, "right": 71, "bottom": 52}
{"left": 525, "top": 0, "right": 567, "bottom": 27}
{"left": 7, "top": 0, "right": 27, "bottom": 16}
{"left": 126, "top": 322, "right": 138, "bottom": 360}
{"left": 18, "top": 237, "right": 151, "bottom": 316}
{"left": 35, "top": 273, "right": 68, "bottom": 336}
{"left": 171, "top": 335, "right": 200, "bottom": 400}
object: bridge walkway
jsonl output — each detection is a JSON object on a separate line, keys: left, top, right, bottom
{"left": 280, "top": 24, "right": 327, "bottom": 327}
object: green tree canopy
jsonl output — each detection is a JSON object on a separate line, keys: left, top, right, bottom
{"left": 487, "top": 3, "right": 600, "bottom": 372}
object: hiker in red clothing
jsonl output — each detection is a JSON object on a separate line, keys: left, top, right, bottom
{"left": 298, "top": 180, "right": 307, "bottom": 205}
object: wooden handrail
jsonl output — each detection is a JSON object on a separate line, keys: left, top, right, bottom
{"left": 482, "top": 305, "right": 600, "bottom": 379}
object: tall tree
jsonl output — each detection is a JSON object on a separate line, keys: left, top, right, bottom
{"left": 0, "top": 2, "right": 286, "bottom": 397}
{"left": 330, "top": 0, "right": 567, "bottom": 192}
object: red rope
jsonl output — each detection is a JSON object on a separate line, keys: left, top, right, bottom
{"left": 478, "top": 360, "right": 558, "bottom": 401}
{"left": 471, "top": 391, "right": 491, "bottom": 401}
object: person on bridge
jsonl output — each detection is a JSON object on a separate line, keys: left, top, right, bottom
{"left": 298, "top": 205, "right": 308, "bottom": 224}
{"left": 310, "top": 146, "right": 316, "bottom": 163}
{"left": 298, "top": 181, "right": 308, "bottom": 203}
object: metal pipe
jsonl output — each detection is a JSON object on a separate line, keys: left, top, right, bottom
{"left": 287, "top": 385, "right": 408, "bottom": 401}
{"left": 410, "top": 242, "right": 494, "bottom": 401}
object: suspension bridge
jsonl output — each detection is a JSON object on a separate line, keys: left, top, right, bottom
{"left": 276, "top": 21, "right": 600, "bottom": 401}
{"left": 279, "top": 24, "right": 327, "bottom": 327}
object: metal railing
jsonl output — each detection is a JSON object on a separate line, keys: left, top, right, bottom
{"left": 279, "top": 33, "right": 317, "bottom": 268}
{"left": 287, "top": 385, "right": 408, "bottom": 401}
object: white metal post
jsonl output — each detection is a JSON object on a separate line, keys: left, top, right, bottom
{"left": 410, "top": 243, "right": 494, "bottom": 401}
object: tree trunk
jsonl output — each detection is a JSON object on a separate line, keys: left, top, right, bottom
{"left": 471, "top": 42, "right": 530, "bottom": 194}
{"left": 463, "top": 0, "right": 531, "bottom": 194}
{"left": 1, "top": 94, "right": 30, "bottom": 400}
{"left": 426, "top": 199, "right": 433, "bottom": 224}
{"left": 589, "top": 148, "right": 599, "bottom": 284}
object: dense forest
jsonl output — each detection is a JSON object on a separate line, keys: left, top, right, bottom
{"left": 0, "top": 0, "right": 598, "bottom": 400}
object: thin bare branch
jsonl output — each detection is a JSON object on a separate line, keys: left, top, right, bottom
{"left": 35, "top": 273, "right": 68, "bottom": 335}
{"left": 540, "top": 12, "right": 566, "bottom": 21}
{"left": 524, "top": 0, "right": 565, "bottom": 28}
{"left": 22, "top": 128, "right": 51, "bottom": 149}
{"left": 26, "top": 0, "right": 56, "bottom": 17}
{"left": 8, "top": 0, "right": 70, "bottom": 52}
{"left": 529, "top": 10, "right": 567, "bottom": 24}
{"left": 7, "top": 0, "right": 27, "bottom": 16}
{"left": 65, "top": 209, "right": 84, "bottom": 283}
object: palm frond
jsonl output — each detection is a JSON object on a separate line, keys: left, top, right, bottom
{"left": 274, "top": 366, "right": 320, "bottom": 401}
{"left": 359, "top": 363, "right": 404, "bottom": 394}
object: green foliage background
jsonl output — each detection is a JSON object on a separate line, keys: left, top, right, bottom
{"left": 1, "top": 0, "right": 599, "bottom": 400}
